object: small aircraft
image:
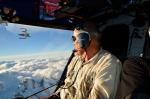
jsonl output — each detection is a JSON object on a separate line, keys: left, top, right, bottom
{"left": 18, "top": 28, "right": 30, "bottom": 39}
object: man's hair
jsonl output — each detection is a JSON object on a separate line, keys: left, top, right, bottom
{"left": 82, "top": 21, "right": 102, "bottom": 43}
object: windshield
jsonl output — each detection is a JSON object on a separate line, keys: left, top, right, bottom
{"left": 0, "top": 23, "right": 73, "bottom": 99}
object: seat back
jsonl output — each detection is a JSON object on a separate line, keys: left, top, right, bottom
{"left": 101, "top": 24, "right": 129, "bottom": 61}
{"left": 116, "top": 57, "right": 150, "bottom": 99}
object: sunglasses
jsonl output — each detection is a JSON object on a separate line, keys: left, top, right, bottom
{"left": 72, "top": 36, "right": 76, "bottom": 42}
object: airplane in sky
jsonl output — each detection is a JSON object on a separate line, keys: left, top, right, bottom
{"left": 18, "top": 28, "right": 30, "bottom": 39}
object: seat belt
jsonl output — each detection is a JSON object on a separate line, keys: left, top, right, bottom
{"left": 54, "top": 51, "right": 75, "bottom": 92}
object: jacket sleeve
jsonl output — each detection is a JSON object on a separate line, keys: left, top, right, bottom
{"left": 88, "top": 56, "right": 122, "bottom": 99}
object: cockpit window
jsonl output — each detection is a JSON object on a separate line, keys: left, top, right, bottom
{"left": 0, "top": 23, "right": 73, "bottom": 98}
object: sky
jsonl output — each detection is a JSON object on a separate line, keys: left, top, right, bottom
{"left": 0, "top": 23, "right": 73, "bottom": 57}
{"left": 0, "top": 23, "right": 73, "bottom": 98}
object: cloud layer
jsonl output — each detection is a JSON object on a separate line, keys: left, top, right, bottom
{"left": 0, "top": 52, "right": 71, "bottom": 99}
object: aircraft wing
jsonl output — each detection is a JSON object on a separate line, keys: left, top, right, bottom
{"left": 18, "top": 34, "right": 25, "bottom": 36}
{"left": 19, "top": 37, "right": 26, "bottom": 39}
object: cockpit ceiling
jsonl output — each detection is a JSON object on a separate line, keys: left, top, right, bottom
{"left": 0, "top": 0, "right": 150, "bottom": 30}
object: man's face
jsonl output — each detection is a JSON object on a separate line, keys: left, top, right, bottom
{"left": 72, "top": 29, "right": 85, "bottom": 56}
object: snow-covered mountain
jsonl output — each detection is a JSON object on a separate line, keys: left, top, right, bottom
{"left": 0, "top": 52, "right": 71, "bottom": 99}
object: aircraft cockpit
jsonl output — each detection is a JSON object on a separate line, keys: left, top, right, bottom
{"left": 0, "top": 0, "right": 150, "bottom": 98}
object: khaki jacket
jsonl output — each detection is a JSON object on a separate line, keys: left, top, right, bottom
{"left": 58, "top": 49, "right": 122, "bottom": 99}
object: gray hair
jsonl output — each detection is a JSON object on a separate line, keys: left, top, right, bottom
{"left": 82, "top": 21, "right": 102, "bottom": 43}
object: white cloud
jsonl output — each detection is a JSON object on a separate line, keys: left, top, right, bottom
{"left": 0, "top": 52, "right": 71, "bottom": 98}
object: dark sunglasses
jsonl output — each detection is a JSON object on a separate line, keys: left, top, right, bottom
{"left": 72, "top": 36, "right": 76, "bottom": 42}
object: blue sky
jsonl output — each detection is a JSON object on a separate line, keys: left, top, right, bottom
{"left": 0, "top": 23, "right": 73, "bottom": 57}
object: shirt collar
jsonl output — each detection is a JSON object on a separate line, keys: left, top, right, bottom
{"left": 82, "top": 48, "right": 103, "bottom": 65}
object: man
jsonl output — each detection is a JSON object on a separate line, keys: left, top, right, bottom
{"left": 41, "top": 22, "right": 122, "bottom": 99}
